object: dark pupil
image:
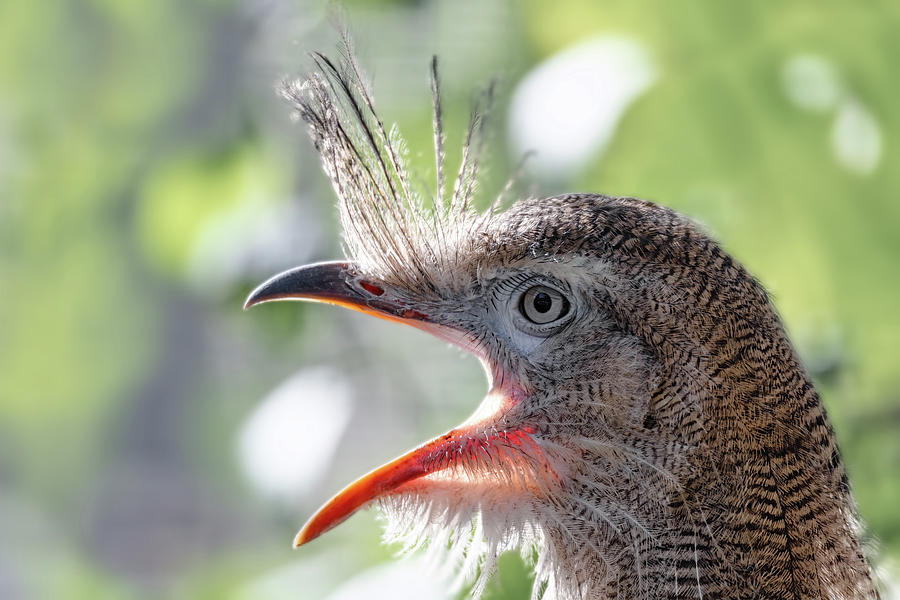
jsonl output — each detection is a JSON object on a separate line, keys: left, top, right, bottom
{"left": 532, "top": 292, "right": 553, "bottom": 313}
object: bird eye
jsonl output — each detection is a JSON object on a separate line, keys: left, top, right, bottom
{"left": 519, "top": 285, "right": 570, "bottom": 324}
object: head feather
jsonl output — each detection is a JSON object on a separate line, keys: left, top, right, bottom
{"left": 280, "top": 41, "right": 502, "bottom": 296}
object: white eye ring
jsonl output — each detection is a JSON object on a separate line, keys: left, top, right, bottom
{"left": 519, "top": 285, "right": 570, "bottom": 324}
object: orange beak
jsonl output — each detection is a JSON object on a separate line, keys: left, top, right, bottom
{"left": 245, "top": 261, "right": 544, "bottom": 547}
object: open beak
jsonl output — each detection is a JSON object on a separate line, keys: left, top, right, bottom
{"left": 245, "top": 261, "right": 530, "bottom": 547}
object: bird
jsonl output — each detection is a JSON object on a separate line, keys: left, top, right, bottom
{"left": 244, "top": 47, "right": 880, "bottom": 599}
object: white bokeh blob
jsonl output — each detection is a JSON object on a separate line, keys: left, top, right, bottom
{"left": 831, "top": 100, "right": 882, "bottom": 175}
{"left": 508, "top": 36, "right": 657, "bottom": 178}
{"left": 782, "top": 54, "right": 843, "bottom": 112}
{"left": 239, "top": 367, "right": 353, "bottom": 502}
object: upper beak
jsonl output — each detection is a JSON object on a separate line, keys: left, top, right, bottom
{"left": 244, "top": 260, "right": 360, "bottom": 310}
{"left": 244, "top": 260, "right": 430, "bottom": 325}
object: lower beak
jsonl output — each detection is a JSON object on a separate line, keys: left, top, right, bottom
{"left": 292, "top": 414, "right": 543, "bottom": 546}
{"left": 294, "top": 427, "right": 465, "bottom": 546}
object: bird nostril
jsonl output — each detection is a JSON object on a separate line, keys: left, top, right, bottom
{"left": 360, "top": 281, "right": 385, "bottom": 296}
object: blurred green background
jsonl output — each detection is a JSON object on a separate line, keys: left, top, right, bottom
{"left": 2, "top": 0, "right": 899, "bottom": 598}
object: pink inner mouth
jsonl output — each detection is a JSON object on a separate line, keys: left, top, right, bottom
{"left": 292, "top": 382, "right": 552, "bottom": 548}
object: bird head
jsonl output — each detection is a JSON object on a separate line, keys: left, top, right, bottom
{"left": 245, "top": 50, "right": 875, "bottom": 599}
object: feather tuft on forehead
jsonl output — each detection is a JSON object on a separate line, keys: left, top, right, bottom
{"left": 279, "top": 41, "right": 507, "bottom": 295}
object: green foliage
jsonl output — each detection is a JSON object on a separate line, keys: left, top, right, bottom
{"left": 137, "top": 144, "right": 285, "bottom": 276}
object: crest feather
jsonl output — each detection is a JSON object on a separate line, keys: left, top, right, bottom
{"left": 280, "top": 40, "right": 504, "bottom": 294}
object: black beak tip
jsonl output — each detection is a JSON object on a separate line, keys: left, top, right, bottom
{"left": 242, "top": 275, "right": 293, "bottom": 311}
{"left": 242, "top": 280, "right": 273, "bottom": 310}
{"left": 242, "top": 261, "right": 356, "bottom": 312}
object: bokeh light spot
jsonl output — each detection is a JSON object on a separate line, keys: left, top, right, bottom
{"left": 831, "top": 100, "right": 882, "bottom": 175}
{"left": 509, "top": 36, "right": 657, "bottom": 179}
{"left": 782, "top": 54, "right": 843, "bottom": 112}
{"left": 239, "top": 368, "right": 353, "bottom": 502}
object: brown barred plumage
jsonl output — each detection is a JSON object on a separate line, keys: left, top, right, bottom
{"left": 250, "top": 46, "right": 880, "bottom": 599}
